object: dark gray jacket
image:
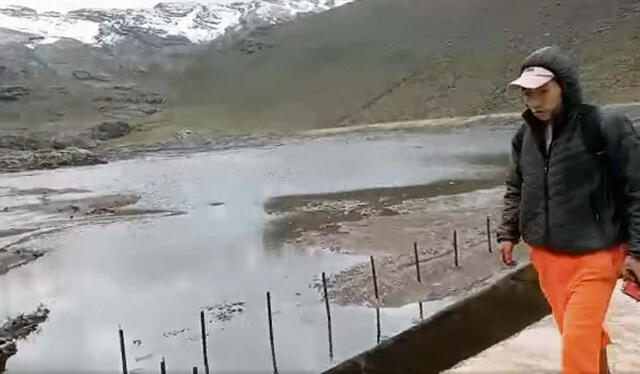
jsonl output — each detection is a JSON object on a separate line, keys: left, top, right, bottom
{"left": 497, "top": 46, "right": 640, "bottom": 258}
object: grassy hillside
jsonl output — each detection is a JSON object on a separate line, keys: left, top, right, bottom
{"left": 162, "top": 0, "right": 640, "bottom": 136}
{"left": 2, "top": 0, "right": 640, "bottom": 144}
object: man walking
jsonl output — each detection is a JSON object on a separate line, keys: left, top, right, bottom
{"left": 497, "top": 46, "right": 640, "bottom": 374}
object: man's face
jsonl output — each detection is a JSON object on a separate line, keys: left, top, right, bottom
{"left": 522, "top": 80, "right": 563, "bottom": 121}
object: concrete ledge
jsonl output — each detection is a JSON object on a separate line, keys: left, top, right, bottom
{"left": 324, "top": 264, "right": 550, "bottom": 374}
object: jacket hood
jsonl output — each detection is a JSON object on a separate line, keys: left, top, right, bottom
{"left": 521, "top": 46, "right": 583, "bottom": 109}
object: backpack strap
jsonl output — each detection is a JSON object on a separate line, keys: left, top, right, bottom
{"left": 579, "top": 104, "right": 607, "bottom": 157}
{"left": 514, "top": 105, "right": 606, "bottom": 161}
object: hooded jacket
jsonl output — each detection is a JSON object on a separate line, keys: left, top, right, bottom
{"left": 497, "top": 46, "right": 640, "bottom": 258}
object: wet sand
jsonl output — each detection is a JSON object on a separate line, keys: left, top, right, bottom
{"left": 0, "top": 188, "right": 184, "bottom": 276}
{"left": 266, "top": 179, "right": 530, "bottom": 308}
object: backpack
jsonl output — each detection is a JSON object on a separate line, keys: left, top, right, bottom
{"left": 579, "top": 105, "right": 629, "bottom": 237}
{"left": 579, "top": 104, "right": 607, "bottom": 158}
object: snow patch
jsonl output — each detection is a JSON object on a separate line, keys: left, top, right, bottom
{"left": 0, "top": 1, "right": 357, "bottom": 46}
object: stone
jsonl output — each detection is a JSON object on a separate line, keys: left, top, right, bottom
{"left": 72, "top": 70, "right": 112, "bottom": 82}
{"left": 93, "top": 89, "right": 166, "bottom": 118}
{"left": 51, "top": 134, "right": 97, "bottom": 150}
{"left": 72, "top": 70, "right": 92, "bottom": 80}
{"left": 90, "top": 121, "right": 132, "bottom": 140}
{"left": 134, "top": 105, "right": 161, "bottom": 115}
{"left": 0, "top": 305, "right": 49, "bottom": 370}
{"left": 0, "top": 338, "right": 17, "bottom": 372}
{"left": 0, "top": 85, "right": 30, "bottom": 101}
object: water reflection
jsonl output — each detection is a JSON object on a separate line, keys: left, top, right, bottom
{"left": 0, "top": 128, "right": 511, "bottom": 372}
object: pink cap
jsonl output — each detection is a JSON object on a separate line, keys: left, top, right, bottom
{"left": 508, "top": 66, "right": 555, "bottom": 89}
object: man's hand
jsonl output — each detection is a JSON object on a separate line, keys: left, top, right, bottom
{"left": 624, "top": 255, "right": 640, "bottom": 281}
{"left": 500, "top": 241, "right": 517, "bottom": 266}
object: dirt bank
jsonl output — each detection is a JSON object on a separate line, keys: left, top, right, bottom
{"left": 266, "top": 178, "right": 530, "bottom": 308}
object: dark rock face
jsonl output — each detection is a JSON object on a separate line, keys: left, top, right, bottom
{"left": 114, "top": 27, "right": 193, "bottom": 48}
{"left": 0, "top": 337, "right": 16, "bottom": 372}
{"left": 0, "top": 85, "right": 30, "bottom": 101}
{"left": 89, "top": 121, "right": 132, "bottom": 140}
{"left": 66, "top": 4, "right": 219, "bottom": 47}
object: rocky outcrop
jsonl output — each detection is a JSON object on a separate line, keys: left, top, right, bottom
{"left": 0, "top": 338, "right": 16, "bottom": 372}
{"left": 0, "top": 305, "right": 49, "bottom": 373}
{"left": 235, "top": 38, "right": 274, "bottom": 55}
{"left": 94, "top": 86, "right": 166, "bottom": 118}
{"left": 51, "top": 134, "right": 97, "bottom": 150}
{"left": 0, "top": 85, "right": 30, "bottom": 101}
{"left": 0, "top": 133, "right": 98, "bottom": 152}
{"left": 94, "top": 94, "right": 166, "bottom": 105}
{"left": 0, "top": 135, "right": 43, "bottom": 150}
{"left": 89, "top": 121, "right": 132, "bottom": 140}
{"left": 0, "top": 147, "right": 107, "bottom": 172}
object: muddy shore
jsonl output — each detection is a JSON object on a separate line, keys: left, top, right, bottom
{"left": 0, "top": 188, "right": 185, "bottom": 368}
{"left": 0, "top": 187, "right": 184, "bottom": 276}
{"left": 2, "top": 102, "right": 638, "bottom": 174}
{"left": 0, "top": 110, "right": 518, "bottom": 173}
{"left": 266, "top": 177, "right": 530, "bottom": 308}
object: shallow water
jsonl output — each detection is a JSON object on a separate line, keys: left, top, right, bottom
{"left": 0, "top": 127, "right": 512, "bottom": 372}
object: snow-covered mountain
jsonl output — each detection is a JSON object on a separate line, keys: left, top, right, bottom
{"left": 0, "top": 1, "right": 353, "bottom": 46}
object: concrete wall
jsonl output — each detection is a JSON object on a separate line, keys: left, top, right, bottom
{"left": 324, "top": 264, "right": 550, "bottom": 374}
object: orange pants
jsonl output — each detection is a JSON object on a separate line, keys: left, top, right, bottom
{"left": 530, "top": 245, "right": 626, "bottom": 374}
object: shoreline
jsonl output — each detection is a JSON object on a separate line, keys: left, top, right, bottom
{"left": 2, "top": 101, "right": 639, "bottom": 174}
{"left": 266, "top": 179, "right": 531, "bottom": 308}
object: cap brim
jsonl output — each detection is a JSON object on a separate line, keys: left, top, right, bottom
{"left": 508, "top": 75, "right": 554, "bottom": 89}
